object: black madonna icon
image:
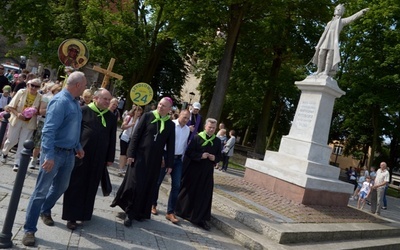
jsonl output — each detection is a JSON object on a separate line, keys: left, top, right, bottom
{"left": 58, "top": 39, "right": 89, "bottom": 69}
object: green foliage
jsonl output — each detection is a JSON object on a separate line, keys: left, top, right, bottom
{"left": 151, "top": 39, "right": 188, "bottom": 101}
{"left": 0, "top": 0, "right": 188, "bottom": 99}
{"left": 332, "top": 0, "right": 400, "bottom": 167}
{"left": 2, "top": 0, "right": 400, "bottom": 164}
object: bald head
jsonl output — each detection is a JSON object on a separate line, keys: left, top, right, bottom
{"left": 157, "top": 97, "right": 173, "bottom": 116}
{"left": 67, "top": 71, "right": 85, "bottom": 86}
{"left": 66, "top": 71, "right": 87, "bottom": 97}
{"left": 93, "top": 88, "right": 112, "bottom": 110}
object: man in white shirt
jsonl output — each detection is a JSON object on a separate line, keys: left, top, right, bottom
{"left": 370, "top": 162, "right": 390, "bottom": 215}
{"left": 151, "top": 109, "right": 190, "bottom": 223}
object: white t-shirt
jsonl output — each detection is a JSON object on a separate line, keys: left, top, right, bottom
{"left": 120, "top": 116, "right": 138, "bottom": 142}
{"left": 360, "top": 181, "right": 372, "bottom": 194}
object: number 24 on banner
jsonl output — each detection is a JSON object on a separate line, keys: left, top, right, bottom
{"left": 130, "top": 82, "right": 154, "bottom": 106}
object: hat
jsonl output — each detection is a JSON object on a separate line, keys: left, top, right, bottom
{"left": 192, "top": 102, "right": 201, "bottom": 110}
{"left": 2, "top": 85, "right": 11, "bottom": 93}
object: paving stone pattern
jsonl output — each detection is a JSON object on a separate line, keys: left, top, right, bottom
{"left": 213, "top": 174, "right": 384, "bottom": 224}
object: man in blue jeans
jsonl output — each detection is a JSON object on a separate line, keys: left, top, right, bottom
{"left": 22, "top": 71, "right": 87, "bottom": 247}
{"left": 152, "top": 109, "right": 190, "bottom": 224}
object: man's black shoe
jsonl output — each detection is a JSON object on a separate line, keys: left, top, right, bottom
{"left": 67, "top": 221, "right": 77, "bottom": 230}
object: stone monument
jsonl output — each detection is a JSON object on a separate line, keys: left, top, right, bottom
{"left": 244, "top": 4, "right": 369, "bottom": 206}
{"left": 245, "top": 75, "right": 352, "bottom": 206}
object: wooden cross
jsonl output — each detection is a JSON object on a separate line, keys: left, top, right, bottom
{"left": 93, "top": 58, "right": 123, "bottom": 88}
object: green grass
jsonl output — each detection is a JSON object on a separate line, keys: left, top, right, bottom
{"left": 387, "top": 186, "right": 400, "bottom": 198}
{"left": 228, "top": 161, "right": 245, "bottom": 171}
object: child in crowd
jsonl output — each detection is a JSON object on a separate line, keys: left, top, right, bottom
{"left": 357, "top": 176, "right": 372, "bottom": 210}
{"left": 369, "top": 166, "right": 376, "bottom": 184}
{"left": 351, "top": 171, "right": 366, "bottom": 200}
{"left": 365, "top": 166, "right": 376, "bottom": 205}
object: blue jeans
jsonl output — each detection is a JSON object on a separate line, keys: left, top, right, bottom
{"left": 383, "top": 184, "right": 388, "bottom": 207}
{"left": 222, "top": 154, "right": 230, "bottom": 171}
{"left": 153, "top": 157, "right": 183, "bottom": 214}
{"left": 24, "top": 149, "right": 75, "bottom": 233}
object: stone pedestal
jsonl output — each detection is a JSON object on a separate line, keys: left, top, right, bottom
{"left": 244, "top": 75, "right": 353, "bottom": 206}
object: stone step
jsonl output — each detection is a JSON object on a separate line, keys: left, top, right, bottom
{"left": 211, "top": 208, "right": 285, "bottom": 250}
{"left": 159, "top": 175, "right": 400, "bottom": 249}
{"left": 283, "top": 237, "right": 400, "bottom": 250}
{"left": 211, "top": 189, "right": 400, "bottom": 247}
{"left": 213, "top": 206, "right": 400, "bottom": 250}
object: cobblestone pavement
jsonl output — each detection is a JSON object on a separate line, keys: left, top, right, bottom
{"left": 1, "top": 141, "right": 398, "bottom": 249}
{"left": 0, "top": 150, "right": 245, "bottom": 249}
{"left": 213, "top": 170, "right": 388, "bottom": 224}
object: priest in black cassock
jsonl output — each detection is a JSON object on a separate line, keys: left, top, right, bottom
{"left": 62, "top": 88, "right": 117, "bottom": 230}
{"left": 111, "top": 97, "right": 175, "bottom": 227}
{"left": 175, "top": 118, "right": 221, "bottom": 230}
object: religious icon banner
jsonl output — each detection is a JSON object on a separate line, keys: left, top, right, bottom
{"left": 58, "top": 39, "right": 89, "bottom": 69}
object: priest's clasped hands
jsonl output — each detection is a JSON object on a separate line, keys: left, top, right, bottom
{"left": 201, "top": 152, "right": 215, "bottom": 161}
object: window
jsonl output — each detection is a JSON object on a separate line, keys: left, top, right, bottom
{"left": 333, "top": 146, "right": 343, "bottom": 155}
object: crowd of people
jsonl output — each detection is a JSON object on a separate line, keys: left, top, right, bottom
{"left": 0, "top": 65, "right": 395, "bottom": 248}
{"left": 347, "top": 163, "right": 390, "bottom": 214}
{"left": 0, "top": 66, "right": 237, "bottom": 247}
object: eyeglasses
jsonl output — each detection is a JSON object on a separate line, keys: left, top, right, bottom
{"left": 30, "top": 85, "right": 41, "bottom": 89}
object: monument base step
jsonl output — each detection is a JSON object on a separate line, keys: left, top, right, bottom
{"left": 159, "top": 174, "right": 400, "bottom": 249}
{"left": 211, "top": 190, "right": 400, "bottom": 249}
{"left": 245, "top": 158, "right": 353, "bottom": 206}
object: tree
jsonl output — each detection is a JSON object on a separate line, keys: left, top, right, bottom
{"left": 206, "top": 2, "right": 248, "bottom": 122}
{"left": 333, "top": 0, "right": 400, "bottom": 168}
{"left": 1, "top": 0, "right": 188, "bottom": 103}
{"left": 251, "top": 0, "right": 333, "bottom": 154}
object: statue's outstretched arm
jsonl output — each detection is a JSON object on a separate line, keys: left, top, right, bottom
{"left": 342, "top": 8, "right": 369, "bottom": 26}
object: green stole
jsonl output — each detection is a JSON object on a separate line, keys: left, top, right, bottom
{"left": 198, "top": 131, "right": 216, "bottom": 146}
{"left": 88, "top": 102, "right": 109, "bottom": 127}
{"left": 151, "top": 110, "right": 170, "bottom": 133}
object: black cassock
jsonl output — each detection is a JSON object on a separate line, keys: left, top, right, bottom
{"left": 175, "top": 134, "right": 221, "bottom": 224}
{"left": 62, "top": 106, "right": 117, "bottom": 221}
{"left": 111, "top": 111, "right": 175, "bottom": 220}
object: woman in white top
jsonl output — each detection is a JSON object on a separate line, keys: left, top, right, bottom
{"left": 118, "top": 106, "right": 143, "bottom": 176}
{"left": 220, "top": 130, "right": 236, "bottom": 172}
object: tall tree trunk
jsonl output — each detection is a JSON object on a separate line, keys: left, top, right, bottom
{"left": 140, "top": 39, "right": 170, "bottom": 84}
{"left": 266, "top": 98, "right": 284, "bottom": 150}
{"left": 242, "top": 125, "right": 251, "bottom": 146}
{"left": 388, "top": 116, "right": 400, "bottom": 179}
{"left": 389, "top": 135, "right": 398, "bottom": 181}
{"left": 128, "top": 2, "right": 167, "bottom": 99}
{"left": 254, "top": 48, "right": 283, "bottom": 154}
{"left": 125, "top": 38, "right": 170, "bottom": 110}
{"left": 359, "top": 144, "right": 369, "bottom": 168}
{"left": 206, "top": 3, "right": 246, "bottom": 122}
{"left": 254, "top": 89, "right": 274, "bottom": 153}
{"left": 368, "top": 105, "right": 380, "bottom": 167}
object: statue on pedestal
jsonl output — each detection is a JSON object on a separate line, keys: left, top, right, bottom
{"left": 312, "top": 4, "right": 369, "bottom": 76}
